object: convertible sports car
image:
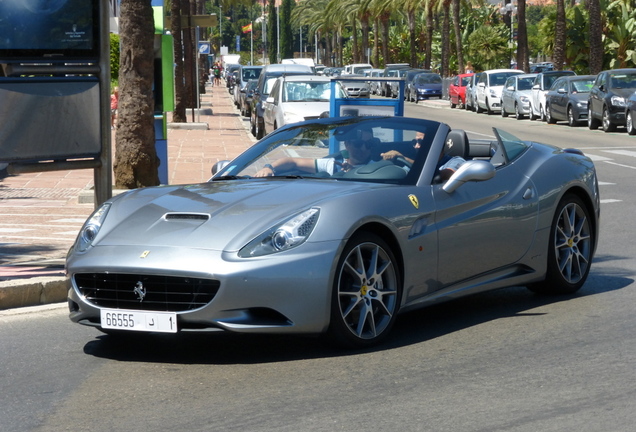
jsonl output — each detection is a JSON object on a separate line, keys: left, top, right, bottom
{"left": 67, "top": 116, "right": 600, "bottom": 348}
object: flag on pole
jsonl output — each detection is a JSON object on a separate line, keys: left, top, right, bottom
{"left": 242, "top": 23, "right": 252, "bottom": 33}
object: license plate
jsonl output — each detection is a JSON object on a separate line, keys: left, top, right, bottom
{"left": 100, "top": 309, "right": 177, "bottom": 333}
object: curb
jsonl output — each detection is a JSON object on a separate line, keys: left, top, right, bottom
{"left": 0, "top": 277, "right": 67, "bottom": 310}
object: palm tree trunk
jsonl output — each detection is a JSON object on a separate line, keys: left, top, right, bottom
{"left": 170, "top": 0, "right": 186, "bottom": 122}
{"left": 553, "top": 0, "right": 566, "bottom": 71}
{"left": 516, "top": 0, "right": 529, "bottom": 72}
{"left": 452, "top": 0, "right": 463, "bottom": 74}
{"left": 114, "top": 0, "right": 160, "bottom": 189}
{"left": 588, "top": 0, "right": 603, "bottom": 74}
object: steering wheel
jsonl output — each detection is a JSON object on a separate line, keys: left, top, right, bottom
{"left": 392, "top": 156, "right": 412, "bottom": 169}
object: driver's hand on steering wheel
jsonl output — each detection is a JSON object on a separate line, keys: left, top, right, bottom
{"left": 381, "top": 150, "right": 403, "bottom": 160}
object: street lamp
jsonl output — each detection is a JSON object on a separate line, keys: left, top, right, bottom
{"left": 499, "top": 1, "right": 517, "bottom": 67}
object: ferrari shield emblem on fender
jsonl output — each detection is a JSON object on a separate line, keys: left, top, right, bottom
{"left": 408, "top": 194, "right": 419, "bottom": 209}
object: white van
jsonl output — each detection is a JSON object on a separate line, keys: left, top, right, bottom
{"left": 343, "top": 63, "right": 373, "bottom": 75}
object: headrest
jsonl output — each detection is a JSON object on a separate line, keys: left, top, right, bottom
{"left": 444, "top": 130, "right": 469, "bottom": 159}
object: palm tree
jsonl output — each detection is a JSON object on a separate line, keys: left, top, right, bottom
{"left": 588, "top": 0, "right": 603, "bottom": 74}
{"left": 114, "top": 0, "right": 160, "bottom": 188}
{"left": 170, "top": 0, "right": 187, "bottom": 122}
{"left": 516, "top": 0, "right": 529, "bottom": 72}
{"left": 553, "top": 0, "right": 566, "bottom": 70}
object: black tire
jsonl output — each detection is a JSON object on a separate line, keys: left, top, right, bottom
{"left": 501, "top": 104, "right": 508, "bottom": 117}
{"left": 515, "top": 103, "right": 524, "bottom": 120}
{"left": 540, "top": 104, "right": 546, "bottom": 122}
{"left": 529, "top": 103, "right": 538, "bottom": 121}
{"left": 486, "top": 98, "right": 493, "bottom": 115}
{"left": 567, "top": 106, "right": 577, "bottom": 127}
{"left": 546, "top": 104, "right": 556, "bottom": 124}
{"left": 588, "top": 107, "right": 600, "bottom": 130}
{"left": 627, "top": 110, "right": 636, "bottom": 135}
{"left": 528, "top": 194, "right": 593, "bottom": 295}
{"left": 602, "top": 106, "right": 617, "bottom": 132}
{"left": 328, "top": 232, "right": 401, "bottom": 348}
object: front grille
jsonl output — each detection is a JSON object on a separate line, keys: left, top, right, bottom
{"left": 74, "top": 273, "right": 220, "bottom": 312}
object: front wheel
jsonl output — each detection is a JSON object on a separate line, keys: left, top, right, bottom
{"left": 588, "top": 107, "right": 600, "bottom": 130}
{"left": 567, "top": 106, "right": 577, "bottom": 127}
{"left": 528, "top": 194, "right": 593, "bottom": 295}
{"left": 602, "top": 107, "right": 617, "bottom": 132}
{"left": 328, "top": 232, "right": 401, "bottom": 348}
{"left": 627, "top": 110, "right": 636, "bottom": 135}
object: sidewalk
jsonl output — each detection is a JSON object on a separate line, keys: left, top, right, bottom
{"left": 0, "top": 82, "right": 255, "bottom": 309}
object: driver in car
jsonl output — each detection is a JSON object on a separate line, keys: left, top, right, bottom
{"left": 254, "top": 128, "right": 380, "bottom": 177}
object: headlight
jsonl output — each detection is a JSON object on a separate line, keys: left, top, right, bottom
{"left": 238, "top": 208, "right": 320, "bottom": 257}
{"left": 75, "top": 202, "right": 111, "bottom": 252}
{"left": 489, "top": 89, "right": 498, "bottom": 97}
{"left": 577, "top": 101, "right": 587, "bottom": 108}
{"left": 610, "top": 95, "right": 626, "bottom": 107}
{"left": 519, "top": 96, "right": 529, "bottom": 103}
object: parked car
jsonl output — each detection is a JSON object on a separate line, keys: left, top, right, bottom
{"left": 530, "top": 70, "right": 577, "bottom": 121}
{"left": 67, "top": 116, "right": 599, "bottom": 348}
{"left": 381, "top": 63, "right": 410, "bottom": 97}
{"left": 530, "top": 62, "right": 554, "bottom": 73}
{"left": 465, "top": 72, "right": 482, "bottom": 112}
{"left": 262, "top": 75, "right": 346, "bottom": 135}
{"left": 388, "top": 68, "right": 410, "bottom": 98}
{"left": 545, "top": 75, "right": 595, "bottom": 126}
{"left": 250, "top": 63, "right": 314, "bottom": 139}
{"left": 405, "top": 68, "right": 429, "bottom": 102}
{"left": 449, "top": 73, "right": 474, "bottom": 109}
{"left": 500, "top": 73, "right": 538, "bottom": 120}
{"left": 366, "top": 68, "right": 385, "bottom": 95}
{"left": 340, "top": 75, "right": 371, "bottom": 98}
{"left": 409, "top": 72, "right": 443, "bottom": 102}
{"left": 343, "top": 63, "right": 373, "bottom": 75}
{"left": 588, "top": 68, "right": 636, "bottom": 132}
{"left": 475, "top": 69, "right": 524, "bottom": 114}
{"left": 234, "top": 65, "right": 263, "bottom": 108}
{"left": 625, "top": 91, "right": 636, "bottom": 135}
{"left": 240, "top": 79, "right": 258, "bottom": 117}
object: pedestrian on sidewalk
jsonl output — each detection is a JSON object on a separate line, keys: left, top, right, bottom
{"left": 110, "top": 86, "right": 119, "bottom": 128}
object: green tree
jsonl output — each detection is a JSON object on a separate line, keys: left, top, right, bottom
{"left": 267, "top": 0, "right": 277, "bottom": 63}
{"left": 114, "top": 0, "right": 159, "bottom": 189}
{"left": 280, "top": 0, "right": 294, "bottom": 59}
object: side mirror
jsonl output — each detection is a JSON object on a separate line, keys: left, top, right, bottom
{"left": 557, "top": 88, "right": 567, "bottom": 94}
{"left": 266, "top": 96, "right": 275, "bottom": 104}
{"left": 532, "top": 84, "right": 540, "bottom": 90}
{"left": 507, "top": 85, "right": 515, "bottom": 91}
{"left": 211, "top": 160, "right": 231, "bottom": 176}
{"left": 443, "top": 160, "right": 495, "bottom": 194}
{"left": 478, "top": 82, "right": 485, "bottom": 88}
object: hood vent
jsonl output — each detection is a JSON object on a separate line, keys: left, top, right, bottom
{"left": 164, "top": 213, "right": 210, "bottom": 221}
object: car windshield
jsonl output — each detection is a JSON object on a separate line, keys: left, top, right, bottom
{"left": 489, "top": 73, "right": 517, "bottom": 86}
{"left": 214, "top": 117, "right": 443, "bottom": 185}
{"left": 518, "top": 77, "right": 535, "bottom": 90}
{"left": 282, "top": 81, "right": 345, "bottom": 102}
{"left": 571, "top": 79, "right": 593, "bottom": 93}
{"left": 416, "top": 74, "right": 442, "bottom": 84}
{"left": 460, "top": 76, "right": 471, "bottom": 86}
{"left": 242, "top": 68, "right": 261, "bottom": 80}
{"left": 610, "top": 72, "right": 636, "bottom": 89}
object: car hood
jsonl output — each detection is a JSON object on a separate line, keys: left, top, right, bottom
{"left": 610, "top": 88, "right": 636, "bottom": 99}
{"left": 415, "top": 83, "right": 442, "bottom": 91}
{"left": 280, "top": 101, "right": 330, "bottom": 118}
{"left": 94, "top": 180, "right": 373, "bottom": 252}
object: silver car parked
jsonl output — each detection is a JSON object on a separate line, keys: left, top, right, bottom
{"left": 501, "top": 73, "right": 538, "bottom": 120}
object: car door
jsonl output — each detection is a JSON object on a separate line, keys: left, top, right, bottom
{"left": 550, "top": 77, "right": 567, "bottom": 119}
{"left": 476, "top": 73, "right": 488, "bottom": 108}
{"left": 262, "top": 79, "right": 281, "bottom": 135}
{"left": 433, "top": 142, "right": 539, "bottom": 287}
{"left": 589, "top": 72, "right": 606, "bottom": 120}
{"left": 501, "top": 77, "right": 515, "bottom": 113}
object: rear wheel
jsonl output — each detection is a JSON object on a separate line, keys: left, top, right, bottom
{"left": 328, "top": 232, "right": 401, "bottom": 348}
{"left": 528, "top": 194, "right": 593, "bottom": 295}
{"left": 546, "top": 105, "right": 556, "bottom": 124}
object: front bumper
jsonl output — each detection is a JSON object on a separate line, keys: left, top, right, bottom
{"left": 67, "top": 241, "right": 340, "bottom": 335}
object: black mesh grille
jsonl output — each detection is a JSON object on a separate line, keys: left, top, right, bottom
{"left": 74, "top": 273, "right": 220, "bottom": 312}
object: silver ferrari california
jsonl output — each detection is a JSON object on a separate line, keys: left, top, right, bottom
{"left": 67, "top": 116, "right": 600, "bottom": 347}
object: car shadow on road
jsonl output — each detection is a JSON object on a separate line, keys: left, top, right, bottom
{"left": 82, "top": 270, "right": 631, "bottom": 365}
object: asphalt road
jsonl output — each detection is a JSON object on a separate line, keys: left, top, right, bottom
{"left": 1, "top": 101, "right": 635, "bottom": 432}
